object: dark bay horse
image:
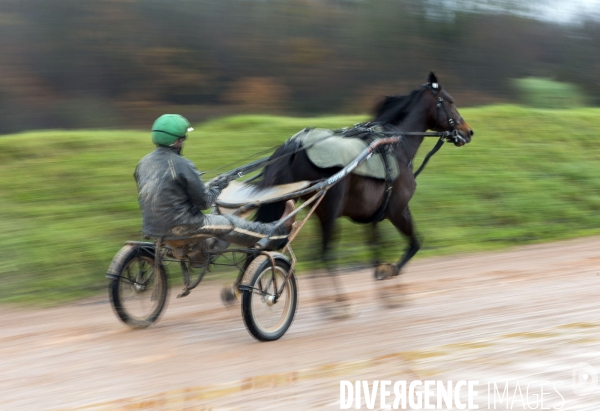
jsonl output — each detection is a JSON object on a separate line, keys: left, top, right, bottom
{"left": 255, "top": 72, "right": 474, "bottom": 281}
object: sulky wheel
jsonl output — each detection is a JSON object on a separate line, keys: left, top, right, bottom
{"left": 241, "top": 255, "right": 297, "bottom": 342}
{"left": 109, "top": 245, "right": 169, "bottom": 328}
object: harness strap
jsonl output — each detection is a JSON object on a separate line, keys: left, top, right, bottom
{"left": 369, "top": 144, "right": 395, "bottom": 222}
{"left": 413, "top": 136, "right": 445, "bottom": 178}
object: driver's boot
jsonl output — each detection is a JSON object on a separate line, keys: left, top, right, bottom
{"left": 282, "top": 200, "right": 296, "bottom": 232}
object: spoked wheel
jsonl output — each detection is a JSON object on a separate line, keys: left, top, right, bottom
{"left": 241, "top": 255, "right": 297, "bottom": 341}
{"left": 109, "top": 245, "right": 169, "bottom": 328}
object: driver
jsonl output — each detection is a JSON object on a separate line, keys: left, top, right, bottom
{"left": 134, "top": 114, "right": 295, "bottom": 251}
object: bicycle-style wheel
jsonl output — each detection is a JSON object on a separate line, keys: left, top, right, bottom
{"left": 109, "top": 245, "right": 169, "bottom": 328}
{"left": 241, "top": 255, "right": 297, "bottom": 341}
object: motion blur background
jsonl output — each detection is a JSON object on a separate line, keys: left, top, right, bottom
{"left": 1, "top": 0, "right": 599, "bottom": 134}
{"left": 3, "top": 0, "right": 600, "bottom": 304}
{"left": 3, "top": 3, "right": 600, "bottom": 409}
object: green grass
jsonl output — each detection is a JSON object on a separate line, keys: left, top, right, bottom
{"left": 2, "top": 106, "right": 600, "bottom": 305}
{"left": 512, "top": 77, "right": 588, "bottom": 108}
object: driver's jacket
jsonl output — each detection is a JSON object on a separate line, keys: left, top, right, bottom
{"left": 134, "top": 146, "right": 221, "bottom": 236}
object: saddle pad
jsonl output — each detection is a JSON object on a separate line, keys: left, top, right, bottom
{"left": 217, "top": 180, "right": 311, "bottom": 209}
{"left": 292, "top": 128, "right": 399, "bottom": 181}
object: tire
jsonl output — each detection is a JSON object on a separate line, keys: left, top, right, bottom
{"left": 109, "top": 245, "right": 169, "bottom": 328}
{"left": 241, "top": 255, "right": 297, "bottom": 341}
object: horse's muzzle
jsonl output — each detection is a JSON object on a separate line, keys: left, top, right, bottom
{"left": 452, "top": 128, "right": 473, "bottom": 147}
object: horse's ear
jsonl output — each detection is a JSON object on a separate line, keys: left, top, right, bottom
{"left": 427, "top": 72, "right": 439, "bottom": 89}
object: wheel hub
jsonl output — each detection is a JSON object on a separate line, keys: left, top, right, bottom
{"left": 264, "top": 294, "right": 276, "bottom": 306}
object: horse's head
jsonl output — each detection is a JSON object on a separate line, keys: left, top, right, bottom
{"left": 373, "top": 72, "right": 474, "bottom": 147}
{"left": 423, "top": 72, "right": 473, "bottom": 147}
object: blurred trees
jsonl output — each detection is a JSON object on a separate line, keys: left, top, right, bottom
{"left": 0, "top": 0, "right": 599, "bottom": 133}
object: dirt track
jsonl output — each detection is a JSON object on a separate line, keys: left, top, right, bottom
{"left": 2, "top": 237, "right": 600, "bottom": 410}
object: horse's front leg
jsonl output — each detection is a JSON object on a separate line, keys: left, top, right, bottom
{"left": 369, "top": 223, "right": 395, "bottom": 280}
{"left": 389, "top": 205, "right": 421, "bottom": 276}
{"left": 367, "top": 222, "right": 382, "bottom": 267}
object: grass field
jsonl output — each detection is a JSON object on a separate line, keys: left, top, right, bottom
{"left": 2, "top": 105, "right": 600, "bottom": 305}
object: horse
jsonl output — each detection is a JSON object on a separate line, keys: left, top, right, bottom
{"left": 254, "top": 72, "right": 474, "bottom": 290}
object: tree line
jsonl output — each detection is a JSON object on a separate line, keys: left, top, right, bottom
{"left": 0, "top": 0, "right": 598, "bottom": 133}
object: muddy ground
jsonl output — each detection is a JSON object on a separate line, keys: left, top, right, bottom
{"left": 2, "top": 237, "right": 600, "bottom": 410}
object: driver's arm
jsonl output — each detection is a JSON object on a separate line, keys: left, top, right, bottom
{"left": 177, "top": 158, "right": 222, "bottom": 210}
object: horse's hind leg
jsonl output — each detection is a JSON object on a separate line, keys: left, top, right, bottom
{"left": 312, "top": 188, "right": 355, "bottom": 317}
{"left": 318, "top": 209, "right": 347, "bottom": 302}
{"left": 389, "top": 206, "right": 421, "bottom": 276}
{"left": 317, "top": 219, "right": 356, "bottom": 318}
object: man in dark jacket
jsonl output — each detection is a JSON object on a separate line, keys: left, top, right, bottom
{"left": 134, "top": 114, "right": 294, "bottom": 250}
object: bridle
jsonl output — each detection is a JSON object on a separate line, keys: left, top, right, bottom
{"left": 411, "top": 84, "right": 466, "bottom": 177}
{"left": 426, "top": 83, "right": 467, "bottom": 146}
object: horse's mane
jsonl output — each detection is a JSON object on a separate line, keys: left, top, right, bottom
{"left": 373, "top": 87, "right": 424, "bottom": 124}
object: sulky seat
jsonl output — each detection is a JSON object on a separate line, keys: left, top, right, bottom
{"left": 216, "top": 180, "right": 310, "bottom": 217}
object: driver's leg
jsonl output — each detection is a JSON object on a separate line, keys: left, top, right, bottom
{"left": 171, "top": 201, "right": 295, "bottom": 249}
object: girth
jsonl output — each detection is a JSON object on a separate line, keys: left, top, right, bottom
{"left": 337, "top": 123, "right": 396, "bottom": 224}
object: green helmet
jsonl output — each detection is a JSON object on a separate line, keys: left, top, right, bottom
{"left": 151, "top": 114, "right": 193, "bottom": 146}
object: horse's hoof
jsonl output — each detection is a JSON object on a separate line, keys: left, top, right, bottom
{"left": 220, "top": 284, "right": 239, "bottom": 306}
{"left": 374, "top": 263, "right": 397, "bottom": 280}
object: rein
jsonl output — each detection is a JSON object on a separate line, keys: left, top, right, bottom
{"left": 413, "top": 136, "right": 445, "bottom": 178}
{"left": 209, "top": 127, "right": 458, "bottom": 187}
{"left": 206, "top": 84, "right": 462, "bottom": 184}
{"left": 205, "top": 84, "right": 462, "bottom": 182}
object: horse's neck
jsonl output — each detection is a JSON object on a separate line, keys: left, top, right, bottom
{"left": 403, "top": 136, "right": 425, "bottom": 161}
{"left": 392, "top": 116, "right": 428, "bottom": 161}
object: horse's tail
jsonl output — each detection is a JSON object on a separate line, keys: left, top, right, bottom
{"left": 254, "top": 140, "right": 299, "bottom": 223}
